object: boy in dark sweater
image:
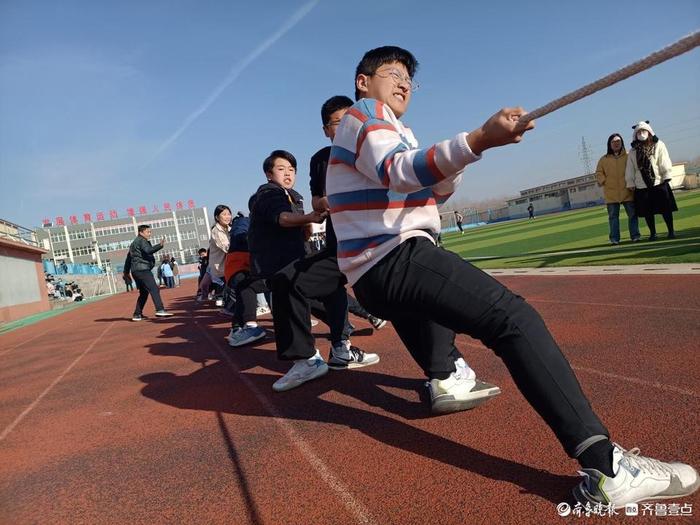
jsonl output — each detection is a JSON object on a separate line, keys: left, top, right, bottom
{"left": 248, "top": 150, "right": 379, "bottom": 392}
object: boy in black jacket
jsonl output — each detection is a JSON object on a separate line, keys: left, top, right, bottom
{"left": 247, "top": 150, "right": 379, "bottom": 392}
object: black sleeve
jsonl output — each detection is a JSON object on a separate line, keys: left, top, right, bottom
{"left": 123, "top": 253, "right": 132, "bottom": 274}
{"left": 143, "top": 240, "right": 163, "bottom": 255}
{"left": 309, "top": 147, "right": 330, "bottom": 198}
{"left": 254, "top": 189, "right": 294, "bottom": 225}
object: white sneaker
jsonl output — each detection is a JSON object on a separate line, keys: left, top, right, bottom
{"left": 215, "top": 298, "right": 224, "bottom": 307}
{"left": 574, "top": 443, "right": 700, "bottom": 510}
{"left": 327, "top": 340, "right": 379, "bottom": 370}
{"left": 428, "top": 358, "right": 501, "bottom": 414}
{"left": 272, "top": 350, "right": 328, "bottom": 392}
{"left": 256, "top": 305, "right": 271, "bottom": 316}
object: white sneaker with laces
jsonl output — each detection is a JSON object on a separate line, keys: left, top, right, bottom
{"left": 573, "top": 443, "right": 699, "bottom": 509}
{"left": 272, "top": 350, "right": 328, "bottom": 392}
{"left": 428, "top": 357, "right": 501, "bottom": 414}
{"left": 328, "top": 340, "right": 379, "bottom": 370}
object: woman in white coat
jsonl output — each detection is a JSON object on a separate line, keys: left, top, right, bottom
{"left": 625, "top": 121, "right": 677, "bottom": 240}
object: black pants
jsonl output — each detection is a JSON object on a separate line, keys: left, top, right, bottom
{"left": 268, "top": 251, "right": 349, "bottom": 360}
{"left": 353, "top": 237, "right": 608, "bottom": 457}
{"left": 234, "top": 274, "right": 268, "bottom": 326}
{"left": 348, "top": 294, "right": 371, "bottom": 319}
{"left": 644, "top": 212, "right": 674, "bottom": 236}
{"left": 132, "top": 270, "right": 164, "bottom": 315}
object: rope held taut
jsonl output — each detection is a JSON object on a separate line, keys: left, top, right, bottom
{"left": 520, "top": 31, "right": 700, "bottom": 123}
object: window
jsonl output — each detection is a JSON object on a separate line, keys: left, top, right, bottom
{"left": 197, "top": 217, "right": 205, "bottom": 225}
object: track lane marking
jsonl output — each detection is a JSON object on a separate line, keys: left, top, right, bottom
{"left": 0, "top": 322, "right": 115, "bottom": 442}
{"left": 455, "top": 337, "right": 698, "bottom": 399}
{"left": 529, "top": 298, "right": 700, "bottom": 313}
{"left": 195, "top": 320, "right": 379, "bottom": 525}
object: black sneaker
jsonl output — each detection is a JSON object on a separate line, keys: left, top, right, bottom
{"left": 155, "top": 310, "right": 174, "bottom": 317}
{"left": 328, "top": 341, "right": 380, "bottom": 370}
{"left": 368, "top": 315, "right": 387, "bottom": 330}
{"left": 131, "top": 315, "right": 143, "bottom": 322}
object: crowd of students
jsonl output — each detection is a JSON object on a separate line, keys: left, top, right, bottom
{"left": 123, "top": 45, "right": 697, "bottom": 512}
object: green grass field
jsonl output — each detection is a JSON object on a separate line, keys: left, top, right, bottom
{"left": 442, "top": 190, "right": 700, "bottom": 269}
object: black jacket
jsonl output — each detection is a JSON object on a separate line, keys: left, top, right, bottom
{"left": 247, "top": 182, "right": 306, "bottom": 278}
{"left": 124, "top": 235, "right": 163, "bottom": 273}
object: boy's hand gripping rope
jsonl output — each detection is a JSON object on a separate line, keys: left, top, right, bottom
{"left": 520, "top": 31, "right": 700, "bottom": 123}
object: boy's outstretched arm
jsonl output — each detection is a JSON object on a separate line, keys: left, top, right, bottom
{"left": 335, "top": 100, "right": 534, "bottom": 195}
{"left": 466, "top": 107, "right": 535, "bottom": 155}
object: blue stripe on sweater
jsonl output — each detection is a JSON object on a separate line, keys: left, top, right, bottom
{"left": 337, "top": 233, "right": 396, "bottom": 257}
{"left": 329, "top": 145, "right": 356, "bottom": 167}
{"left": 411, "top": 147, "right": 439, "bottom": 187}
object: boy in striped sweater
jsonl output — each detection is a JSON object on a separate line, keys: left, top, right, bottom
{"left": 326, "top": 46, "right": 698, "bottom": 510}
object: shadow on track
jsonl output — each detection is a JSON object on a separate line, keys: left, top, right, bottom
{"left": 138, "top": 297, "right": 578, "bottom": 506}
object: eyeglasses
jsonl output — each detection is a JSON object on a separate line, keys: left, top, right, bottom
{"left": 373, "top": 69, "right": 420, "bottom": 92}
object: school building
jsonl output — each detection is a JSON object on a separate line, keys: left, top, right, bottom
{"left": 506, "top": 162, "right": 689, "bottom": 218}
{"left": 36, "top": 206, "right": 211, "bottom": 272}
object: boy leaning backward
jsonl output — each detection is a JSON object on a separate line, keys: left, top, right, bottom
{"left": 325, "top": 45, "right": 698, "bottom": 511}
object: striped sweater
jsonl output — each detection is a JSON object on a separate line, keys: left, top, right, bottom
{"left": 326, "top": 98, "right": 481, "bottom": 285}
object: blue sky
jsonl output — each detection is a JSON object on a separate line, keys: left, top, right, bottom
{"left": 1, "top": 0, "right": 699, "bottom": 227}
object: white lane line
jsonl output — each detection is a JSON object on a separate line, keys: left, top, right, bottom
{"left": 571, "top": 365, "right": 699, "bottom": 399}
{"left": 455, "top": 336, "right": 698, "bottom": 399}
{"left": 196, "top": 322, "right": 378, "bottom": 525}
{"left": 529, "top": 298, "right": 700, "bottom": 313}
{"left": 0, "top": 322, "right": 115, "bottom": 443}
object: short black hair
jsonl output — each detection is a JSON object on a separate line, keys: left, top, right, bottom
{"left": 354, "top": 46, "right": 419, "bottom": 100}
{"left": 214, "top": 205, "right": 231, "bottom": 222}
{"left": 198, "top": 248, "right": 207, "bottom": 254}
{"left": 606, "top": 133, "right": 626, "bottom": 155}
{"left": 321, "top": 95, "right": 354, "bottom": 126}
{"left": 138, "top": 224, "right": 151, "bottom": 233}
{"left": 263, "top": 150, "right": 297, "bottom": 175}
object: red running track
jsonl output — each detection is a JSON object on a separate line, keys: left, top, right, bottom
{"left": 1, "top": 275, "right": 699, "bottom": 524}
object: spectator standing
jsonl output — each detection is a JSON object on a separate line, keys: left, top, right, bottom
{"left": 595, "top": 133, "right": 640, "bottom": 245}
{"left": 123, "top": 272, "right": 133, "bottom": 292}
{"left": 454, "top": 210, "right": 464, "bottom": 234}
{"left": 171, "top": 258, "right": 180, "bottom": 286}
{"left": 625, "top": 121, "right": 678, "bottom": 241}
{"left": 161, "top": 256, "right": 175, "bottom": 288}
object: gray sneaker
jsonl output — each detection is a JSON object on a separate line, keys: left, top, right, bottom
{"left": 228, "top": 325, "right": 266, "bottom": 347}
{"left": 328, "top": 341, "right": 379, "bottom": 370}
{"left": 272, "top": 350, "right": 328, "bottom": 392}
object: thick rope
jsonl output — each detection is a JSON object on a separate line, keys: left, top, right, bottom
{"left": 521, "top": 31, "right": 700, "bottom": 123}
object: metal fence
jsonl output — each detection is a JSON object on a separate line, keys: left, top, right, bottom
{"left": 0, "top": 218, "right": 40, "bottom": 247}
